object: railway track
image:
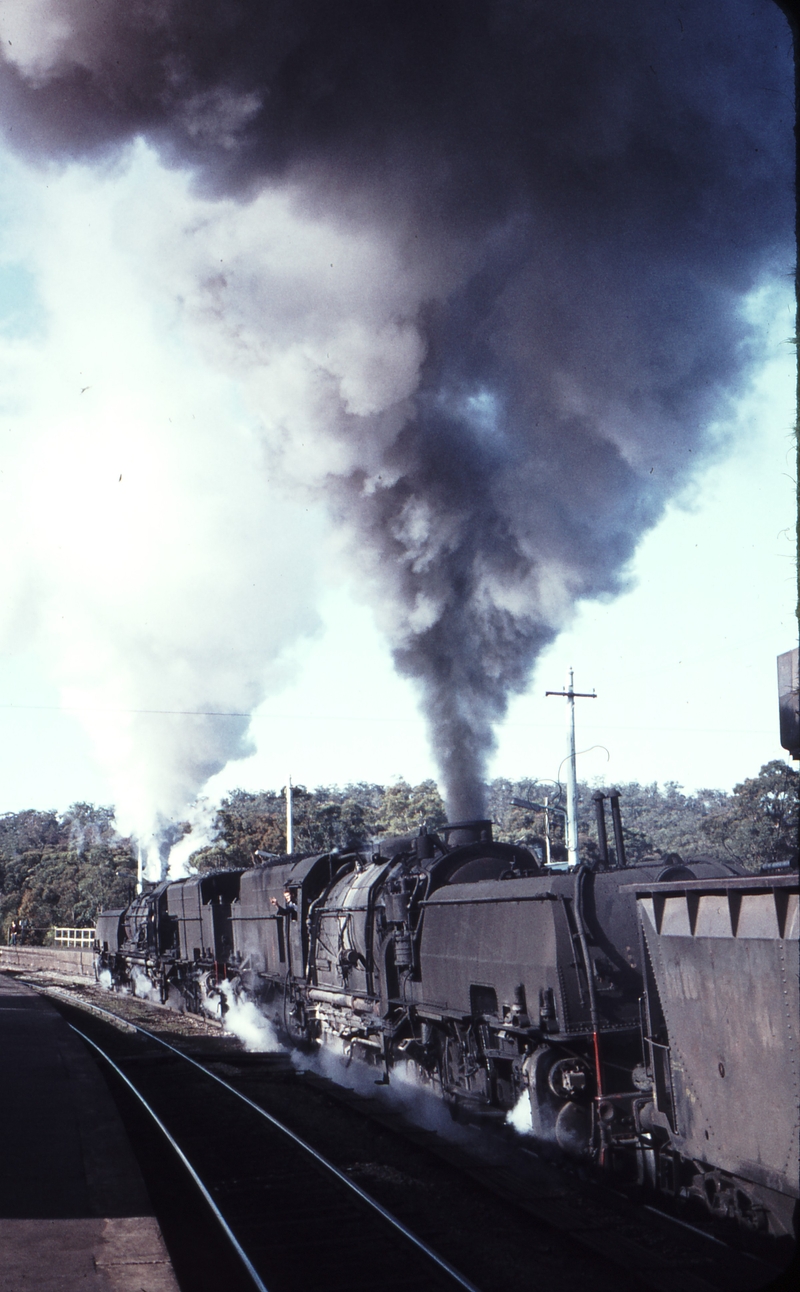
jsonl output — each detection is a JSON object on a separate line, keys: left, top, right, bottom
{"left": 61, "top": 1011, "right": 481, "bottom": 1292}
{"left": 15, "top": 976, "right": 792, "bottom": 1292}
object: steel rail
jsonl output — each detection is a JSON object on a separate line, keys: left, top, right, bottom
{"left": 642, "top": 1205, "right": 764, "bottom": 1261}
{"left": 69, "top": 999, "right": 483, "bottom": 1292}
{"left": 69, "top": 1024, "right": 270, "bottom": 1292}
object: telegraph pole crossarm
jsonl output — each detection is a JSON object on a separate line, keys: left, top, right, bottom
{"left": 544, "top": 690, "right": 598, "bottom": 700}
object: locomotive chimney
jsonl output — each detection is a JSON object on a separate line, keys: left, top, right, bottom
{"left": 415, "top": 824, "right": 435, "bottom": 860}
{"left": 442, "top": 819, "right": 493, "bottom": 847}
{"left": 608, "top": 789, "right": 627, "bottom": 868}
{"left": 592, "top": 791, "right": 609, "bottom": 867}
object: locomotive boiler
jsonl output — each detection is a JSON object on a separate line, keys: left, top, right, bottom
{"left": 95, "top": 817, "right": 799, "bottom": 1238}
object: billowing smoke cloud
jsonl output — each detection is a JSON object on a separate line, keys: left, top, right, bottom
{"left": 0, "top": 1, "right": 793, "bottom": 819}
{"left": 0, "top": 154, "right": 325, "bottom": 869}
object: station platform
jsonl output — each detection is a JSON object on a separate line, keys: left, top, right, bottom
{"left": 0, "top": 974, "right": 179, "bottom": 1291}
{"left": 0, "top": 945, "right": 95, "bottom": 977}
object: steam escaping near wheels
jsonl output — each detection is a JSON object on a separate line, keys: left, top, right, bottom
{"left": 218, "top": 980, "right": 284, "bottom": 1054}
{"left": 506, "top": 1092, "right": 534, "bottom": 1137}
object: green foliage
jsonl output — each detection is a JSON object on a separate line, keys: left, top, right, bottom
{"left": 191, "top": 764, "right": 796, "bottom": 873}
{"left": 190, "top": 789, "right": 286, "bottom": 871}
{"left": 487, "top": 764, "right": 798, "bottom": 870}
{"left": 698, "top": 761, "right": 799, "bottom": 870}
{"left": 376, "top": 780, "right": 447, "bottom": 838}
{"left": 0, "top": 805, "right": 136, "bottom": 940}
{"left": 189, "top": 779, "right": 447, "bottom": 871}
{"left": 1, "top": 763, "right": 794, "bottom": 930}
{"left": 591, "top": 781, "right": 731, "bottom": 865}
{"left": 487, "top": 778, "right": 566, "bottom": 863}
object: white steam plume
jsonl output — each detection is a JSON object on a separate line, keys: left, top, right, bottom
{"left": 0, "top": 150, "right": 324, "bottom": 870}
{"left": 218, "top": 981, "right": 284, "bottom": 1052}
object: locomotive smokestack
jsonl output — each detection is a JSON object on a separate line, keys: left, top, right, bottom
{"left": 592, "top": 792, "right": 609, "bottom": 868}
{"left": 607, "top": 789, "right": 627, "bottom": 869}
{"left": 442, "top": 820, "right": 493, "bottom": 847}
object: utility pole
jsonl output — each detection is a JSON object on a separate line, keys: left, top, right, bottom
{"left": 285, "top": 776, "right": 293, "bottom": 855}
{"left": 546, "top": 668, "right": 596, "bottom": 869}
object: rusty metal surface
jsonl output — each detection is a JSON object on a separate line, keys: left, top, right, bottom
{"left": 637, "top": 875, "right": 799, "bottom": 1198}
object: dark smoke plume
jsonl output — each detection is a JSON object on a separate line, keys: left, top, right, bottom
{"left": 1, "top": 1, "right": 792, "bottom": 817}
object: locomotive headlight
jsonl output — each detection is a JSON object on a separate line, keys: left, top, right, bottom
{"left": 547, "top": 1057, "right": 593, "bottom": 1101}
{"left": 562, "top": 1069, "right": 587, "bottom": 1095}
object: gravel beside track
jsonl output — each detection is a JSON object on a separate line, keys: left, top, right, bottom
{"left": 3, "top": 964, "right": 792, "bottom": 1292}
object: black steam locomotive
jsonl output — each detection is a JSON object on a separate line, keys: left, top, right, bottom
{"left": 95, "top": 817, "right": 799, "bottom": 1238}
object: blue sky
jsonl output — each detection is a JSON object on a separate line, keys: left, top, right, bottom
{"left": 0, "top": 137, "right": 795, "bottom": 846}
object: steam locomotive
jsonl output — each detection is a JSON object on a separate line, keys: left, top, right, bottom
{"left": 95, "top": 816, "right": 799, "bottom": 1239}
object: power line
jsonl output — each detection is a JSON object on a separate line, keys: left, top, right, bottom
{"left": 0, "top": 704, "right": 251, "bottom": 717}
{"left": 0, "top": 705, "right": 779, "bottom": 734}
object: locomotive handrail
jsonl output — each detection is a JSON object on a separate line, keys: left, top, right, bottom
{"left": 574, "top": 866, "right": 604, "bottom": 1108}
{"left": 420, "top": 890, "right": 559, "bottom": 905}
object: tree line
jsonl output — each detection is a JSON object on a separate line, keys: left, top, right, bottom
{"left": 0, "top": 804, "right": 138, "bottom": 943}
{"left": 1, "top": 761, "right": 796, "bottom": 940}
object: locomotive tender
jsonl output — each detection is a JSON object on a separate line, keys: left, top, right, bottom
{"left": 95, "top": 818, "right": 799, "bottom": 1237}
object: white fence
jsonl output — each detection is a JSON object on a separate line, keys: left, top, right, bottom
{"left": 52, "top": 927, "right": 96, "bottom": 948}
